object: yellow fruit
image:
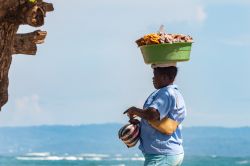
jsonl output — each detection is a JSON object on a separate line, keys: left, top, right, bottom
{"left": 29, "top": 0, "right": 37, "bottom": 3}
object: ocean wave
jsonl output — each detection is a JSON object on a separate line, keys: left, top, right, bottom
{"left": 17, "top": 156, "right": 86, "bottom": 161}
{"left": 210, "top": 155, "right": 217, "bottom": 158}
{"left": 84, "top": 157, "right": 103, "bottom": 161}
{"left": 25, "top": 152, "right": 50, "bottom": 157}
{"left": 130, "top": 157, "right": 145, "bottom": 161}
{"left": 17, "top": 156, "right": 63, "bottom": 161}
{"left": 79, "top": 153, "right": 110, "bottom": 158}
{"left": 236, "top": 160, "right": 249, "bottom": 165}
{"left": 112, "top": 157, "right": 144, "bottom": 161}
{"left": 16, "top": 153, "right": 144, "bottom": 161}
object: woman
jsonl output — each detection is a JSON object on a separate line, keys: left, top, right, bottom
{"left": 124, "top": 64, "right": 186, "bottom": 166}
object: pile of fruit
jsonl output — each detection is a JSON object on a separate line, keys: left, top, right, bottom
{"left": 136, "top": 33, "right": 193, "bottom": 47}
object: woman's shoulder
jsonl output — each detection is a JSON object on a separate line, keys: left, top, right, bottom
{"left": 157, "top": 86, "right": 175, "bottom": 99}
{"left": 157, "top": 84, "right": 182, "bottom": 102}
{"left": 160, "top": 84, "right": 178, "bottom": 94}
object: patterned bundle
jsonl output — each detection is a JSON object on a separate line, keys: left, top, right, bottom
{"left": 118, "top": 123, "right": 140, "bottom": 148}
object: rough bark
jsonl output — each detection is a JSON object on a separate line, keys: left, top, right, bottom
{"left": 13, "top": 30, "right": 47, "bottom": 55}
{"left": 0, "top": 0, "right": 53, "bottom": 110}
{"left": 0, "top": 22, "right": 18, "bottom": 110}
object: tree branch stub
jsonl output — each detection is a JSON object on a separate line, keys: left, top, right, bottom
{"left": 13, "top": 30, "right": 47, "bottom": 55}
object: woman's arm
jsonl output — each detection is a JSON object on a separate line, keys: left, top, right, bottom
{"left": 148, "top": 117, "right": 179, "bottom": 135}
{"left": 124, "top": 106, "right": 179, "bottom": 135}
{"left": 124, "top": 107, "right": 160, "bottom": 121}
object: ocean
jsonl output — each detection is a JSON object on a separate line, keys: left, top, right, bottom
{"left": 0, "top": 153, "right": 250, "bottom": 166}
{"left": 1, "top": 125, "right": 250, "bottom": 165}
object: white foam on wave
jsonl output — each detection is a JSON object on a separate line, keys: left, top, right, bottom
{"left": 85, "top": 157, "right": 103, "bottom": 161}
{"left": 17, "top": 156, "right": 84, "bottom": 161}
{"left": 210, "top": 155, "right": 217, "bottom": 158}
{"left": 16, "top": 153, "right": 111, "bottom": 161}
{"left": 64, "top": 156, "right": 83, "bottom": 161}
{"left": 236, "top": 160, "right": 249, "bottom": 165}
{"left": 79, "top": 153, "right": 110, "bottom": 158}
{"left": 25, "top": 152, "right": 50, "bottom": 157}
{"left": 16, "top": 153, "right": 144, "bottom": 161}
{"left": 130, "top": 157, "right": 145, "bottom": 161}
{"left": 113, "top": 157, "right": 125, "bottom": 161}
{"left": 112, "top": 157, "right": 144, "bottom": 161}
{"left": 17, "top": 156, "right": 63, "bottom": 161}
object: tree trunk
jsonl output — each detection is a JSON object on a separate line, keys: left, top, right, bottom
{"left": 0, "top": 0, "right": 53, "bottom": 110}
{"left": 0, "top": 21, "right": 18, "bottom": 110}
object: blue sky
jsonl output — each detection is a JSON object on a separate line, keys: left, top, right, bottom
{"left": 0, "top": 0, "right": 250, "bottom": 127}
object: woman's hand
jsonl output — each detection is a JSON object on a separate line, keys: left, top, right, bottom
{"left": 124, "top": 107, "right": 160, "bottom": 121}
{"left": 123, "top": 106, "right": 138, "bottom": 119}
{"left": 129, "top": 118, "right": 140, "bottom": 125}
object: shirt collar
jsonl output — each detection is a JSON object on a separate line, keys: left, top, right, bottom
{"left": 166, "top": 84, "right": 178, "bottom": 89}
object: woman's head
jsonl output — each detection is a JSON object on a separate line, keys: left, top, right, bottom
{"left": 153, "top": 66, "right": 178, "bottom": 89}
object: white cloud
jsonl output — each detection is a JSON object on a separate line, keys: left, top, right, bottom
{"left": 0, "top": 95, "right": 55, "bottom": 126}
{"left": 15, "top": 94, "right": 43, "bottom": 113}
{"left": 195, "top": 6, "right": 207, "bottom": 23}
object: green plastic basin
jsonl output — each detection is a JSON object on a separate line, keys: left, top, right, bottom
{"left": 139, "top": 42, "right": 192, "bottom": 64}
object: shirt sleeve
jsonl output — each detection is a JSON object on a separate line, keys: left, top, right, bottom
{"left": 148, "top": 89, "right": 172, "bottom": 120}
{"left": 168, "top": 93, "right": 186, "bottom": 123}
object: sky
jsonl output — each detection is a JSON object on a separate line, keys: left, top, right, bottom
{"left": 0, "top": 0, "right": 250, "bottom": 127}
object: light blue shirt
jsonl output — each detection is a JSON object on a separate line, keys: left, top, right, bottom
{"left": 139, "top": 84, "right": 186, "bottom": 155}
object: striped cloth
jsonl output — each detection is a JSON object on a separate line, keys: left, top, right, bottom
{"left": 118, "top": 123, "right": 140, "bottom": 148}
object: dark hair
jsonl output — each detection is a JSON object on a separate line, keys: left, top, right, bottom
{"left": 154, "top": 66, "right": 178, "bottom": 81}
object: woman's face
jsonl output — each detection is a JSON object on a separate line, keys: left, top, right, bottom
{"left": 153, "top": 69, "right": 170, "bottom": 89}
